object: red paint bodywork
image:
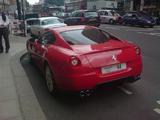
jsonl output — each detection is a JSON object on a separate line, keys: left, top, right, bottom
{"left": 27, "top": 26, "right": 142, "bottom": 91}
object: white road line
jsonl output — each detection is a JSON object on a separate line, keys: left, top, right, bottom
{"left": 125, "top": 29, "right": 154, "bottom": 32}
{"left": 118, "top": 86, "right": 133, "bottom": 95}
{"left": 154, "top": 108, "right": 160, "bottom": 114}
{"left": 157, "top": 100, "right": 160, "bottom": 105}
{"left": 138, "top": 32, "right": 160, "bottom": 36}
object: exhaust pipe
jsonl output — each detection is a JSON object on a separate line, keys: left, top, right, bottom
{"left": 80, "top": 90, "right": 92, "bottom": 97}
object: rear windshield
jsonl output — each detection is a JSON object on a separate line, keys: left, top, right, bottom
{"left": 60, "top": 28, "right": 110, "bottom": 45}
{"left": 41, "top": 18, "right": 62, "bottom": 25}
{"left": 27, "top": 20, "right": 40, "bottom": 25}
{"left": 84, "top": 11, "right": 98, "bottom": 17}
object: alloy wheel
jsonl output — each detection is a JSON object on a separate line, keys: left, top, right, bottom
{"left": 45, "top": 65, "right": 54, "bottom": 93}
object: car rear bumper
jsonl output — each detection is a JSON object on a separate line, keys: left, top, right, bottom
{"left": 58, "top": 60, "right": 142, "bottom": 91}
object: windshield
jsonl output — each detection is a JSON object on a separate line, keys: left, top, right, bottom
{"left": 41, "top": 18, "right": 63, "bottom": 25}
{"left": 60, "top": 28, "right": 110, "bottom": 45}
{"left": 26, "top": 20, "right": 40, "bottom": 25}
{"left": 84, "top": 11, "right": 98, "bottom": 17}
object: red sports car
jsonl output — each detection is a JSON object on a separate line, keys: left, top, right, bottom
{"left": 27, "top": 25, "right": 142, "bottom": 94}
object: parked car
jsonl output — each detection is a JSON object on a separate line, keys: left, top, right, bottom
{"left": 30, "top": 17, "right": 66, "bottom": 37}
{"left": 27, "top": 25, "right": 142, "bottom": 94}
{"left": 26, "top": 18, "right": 40, "bottom": 33}
{"left": 120, "top": 12, "right": 156, "bottom": 27}
{"left": 64, "top": 10, "right": 101, "bottom": 27}
{"left": 98, "top": 10, "right": 121, "bottom": 24}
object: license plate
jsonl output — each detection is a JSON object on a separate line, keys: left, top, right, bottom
{"left": 101, "top": 63, "right": 127, "bottom": 74}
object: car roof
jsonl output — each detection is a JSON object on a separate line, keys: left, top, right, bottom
{"left": 98, "top": 10, "right": 113, "bottom": 12}
{"left": 26, "top": 17, "right": 59, "bottom": 21}
{"left": 51, "top": 25, "right": 96, "bottom": 33}
{"left": 74, "top": 10, "right": 97, "bottom": 12}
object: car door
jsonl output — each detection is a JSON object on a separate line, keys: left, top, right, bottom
{"left": 35, "top": 32, "right": 56, "bottom": 70}
{"left": 100, "top": 11, "right": 108, "bottom": 23}
{"left": 131, "top": 14, "right": 139, "bottom": 25}
{"left": 106, "top": 11, "right": 112, "bottom": 23}
{"left": 65, "top": 11, "right": 84, "bottom": 25}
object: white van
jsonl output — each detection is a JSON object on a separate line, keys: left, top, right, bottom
{"left": 98, "top": 10, "right": 120, "bottom": 24}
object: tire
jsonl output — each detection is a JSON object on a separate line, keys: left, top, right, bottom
{"left": 149, "top": 25, "right": 154, "bottom": 28}
{"left": 28, "top": 52, "right": 33, "bottom": 63}
{"left": 45, "top": 64, "right": 57, "bottom": 94}
{"left": 109, "top": 19, "right": 114, "bottom": 24}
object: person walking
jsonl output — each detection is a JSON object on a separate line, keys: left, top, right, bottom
{"left": 0, "top": 11, "right": 10, "bottom": 53}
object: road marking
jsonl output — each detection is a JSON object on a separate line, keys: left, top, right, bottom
{"left": 118, "top": 86, "right": 133, "bottom": 95}
{"left": 138, "top": 32, "right": 160, "bottom": 36}
{"left": 157, "top": 100, "right": 160, "bottom": 105}
{"left": 154, "top": 108, "right": 160, "bottom": 114}
{"left": 125, "top": 28, "right": 154, "bottom": 32}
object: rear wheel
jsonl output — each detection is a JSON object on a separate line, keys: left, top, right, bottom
{"left": 45, "top": 64, "right": 57, "bottom": 94}
{"left": 28, "top": 52, "right": 33, "bottom": 63}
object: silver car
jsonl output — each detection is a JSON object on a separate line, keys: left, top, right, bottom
{"left": 29, "top": 17, "right": 66, "bottom": 37}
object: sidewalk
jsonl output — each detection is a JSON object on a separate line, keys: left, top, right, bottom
{"left": 0, "top": 35, "right": 47, "bottom": 120}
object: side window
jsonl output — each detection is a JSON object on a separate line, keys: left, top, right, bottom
{"left": 71, "top": 12, "right": 77, "bottom": 17}
{"left": 98, "top": 11, "right": 102, "bottom": 15}
{"left": 38, "top": 35, "right": 47, "bottom": 44}
{"left": 46, "top": 32, "right": 56, "bottom": 44}
{"left": 105, "top": 11, "right": 108, "bottom": 16}
{"left": 75, "top": 12, "right": 82, "bottom": 17}
{"left": 39, "top": 32, "right": 56, "bottom": 44}
{"left": 132, "top": 14, "right": 138, "bottom": 19}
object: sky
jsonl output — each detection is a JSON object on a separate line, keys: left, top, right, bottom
{"left": 27, "top": 0, "right": 39, "bottom": 5}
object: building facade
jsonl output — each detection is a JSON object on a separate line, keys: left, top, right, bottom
{"left": 0, "top": 0, "right": 10, "bottom": 11}
{"left": 133, "top": 0, "right": 160, "bottom": 17}
{"left": 64, "top": 0, "right": 160, "bottom": 17}
{"left": 87, "top": 0, "right": 118, "bottom": 10}
{"left": 64, "top": 0, "right": 131, "bottom": 12}
{"left": 65, "top": 0, "right": 87, "bottom": 12}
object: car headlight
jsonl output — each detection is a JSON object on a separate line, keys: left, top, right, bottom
{"left": 146, "top": 20, "right": 151, "bottom": 23}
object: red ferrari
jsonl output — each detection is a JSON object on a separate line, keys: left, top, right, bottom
{"left": 27, "top": 25, "right": 142, "bottom": 94}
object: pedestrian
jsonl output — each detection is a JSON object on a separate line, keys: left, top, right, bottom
{"left": 0, "top": 11, "right": 10, "bottom": 53}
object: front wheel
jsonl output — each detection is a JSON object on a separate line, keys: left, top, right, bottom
{"left": 149, "top": 25, "right": 154, "bottom": 28}
{"left": 109, "top": 19, "right": 115, "bottom": 24}
{"left": 45, "top": 64, "right": 57, "bottom": 94}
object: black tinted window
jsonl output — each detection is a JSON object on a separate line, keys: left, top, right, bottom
{"left": 39, "top": 32, "right": 56, "bottom": 44}
{"left": 27, "top": 20, "right": 40, "bottom": 25}
{"left": 60, "top": 28, "right": 110, "bottom": 45}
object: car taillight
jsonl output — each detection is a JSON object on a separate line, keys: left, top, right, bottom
{"left": 70, "top": 56, "right": 81, "bottom": 66}
{"left": 81, "top": 17, "right": 86, "bottom": 22}
{"left": 135, "top": 47, "right": 141, "bottom": 55}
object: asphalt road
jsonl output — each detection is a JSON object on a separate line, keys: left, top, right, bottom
{"left": 21, "top": 24, "right": 160, "bottom": 120}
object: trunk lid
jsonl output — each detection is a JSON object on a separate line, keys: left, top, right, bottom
{"left": 71, "top": 39, "right": 137, "bottom": 68}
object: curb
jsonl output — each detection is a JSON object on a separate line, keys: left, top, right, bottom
{"left": 10, "top": 50, "right": 47, "bottom": 120}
